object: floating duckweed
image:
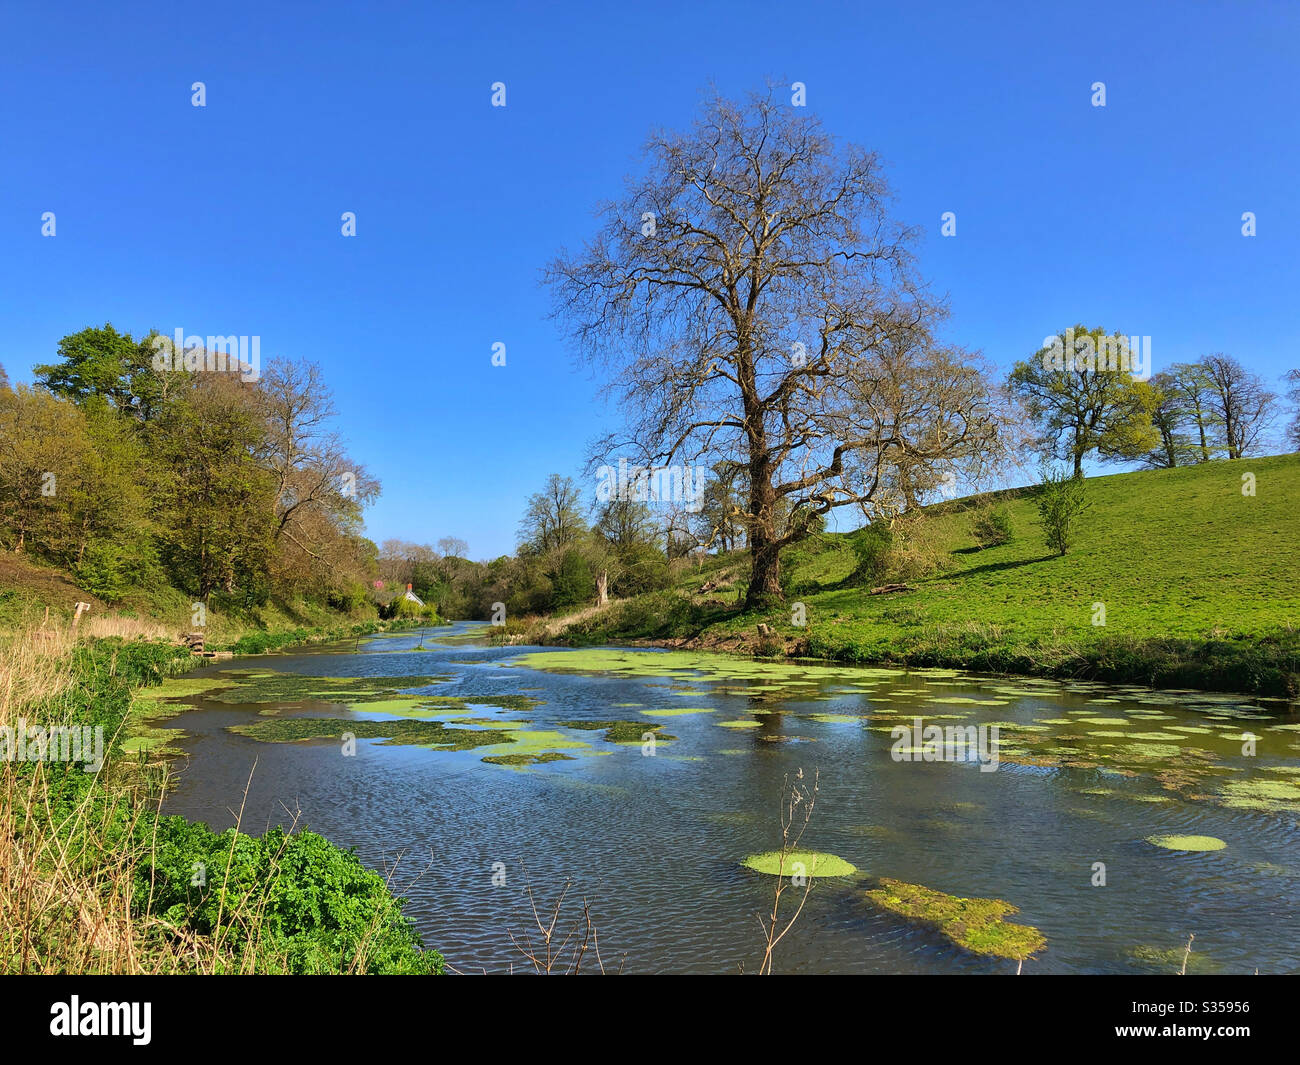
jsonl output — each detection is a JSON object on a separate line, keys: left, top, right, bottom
{"left": 559, "top": 720, "right": 674, "bottom": 744}
{"left": 1219, "top": 778, "right": 1300, "bottom": 812}
{"left": 1145, "top": 834, "right": 1226, "bottom": 852}
{"left": 864, "top": 878, "right": 1046, "bottom": 961}
{"left": 481, "top": 752, "right": 575, "bottom": 766}
{"left": 640, "top": 707, "right": 714, "bottom": 717}
{"left": 230, "top": 716, "right": 517, "bottom": 751}
{"left": 741, "top": 850, "right": 857, "bottom": 877}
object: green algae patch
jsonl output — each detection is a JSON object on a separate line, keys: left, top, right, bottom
{"left": 476, "top": 729, "right": 595, "bottom": 762}
{"left": 718, "top": 719, "right": 762, "bottom": 729}
{"left": 559, "top": 720, "right": 675, "bottom": 744}
{"left": 864, "top": 878, "right": 1046, "bottom": 962}
{"left": 741, "top": 850, "right": 857, "bottom": 878}
{"left": 640, "top": 707, "right": 714, "bottom": 717}
{"left": 130, "top": 676, "right": 240, "bottom": 723}
{"left": 509, "top": 648, "right": 900, "bottom": 693}
{"left": 204, "top": 671, "right": 450, "bottom": 706}
{"left": 228, "top": 716, "right": 518, "bottom": 751}
{"left": 481, "top": 751, "right": 575, "bottom": 767}
{"left": 1145, "top": 834, "right": 1226, "bottom": 852}
{"left": 1219, "top": 778, "right": 1300, "bottom": 812}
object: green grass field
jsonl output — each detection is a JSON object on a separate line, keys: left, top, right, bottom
{"left": 553, "top": 454, "right": 1300, "bottom": 696}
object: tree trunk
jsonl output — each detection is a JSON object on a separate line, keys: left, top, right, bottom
{"left": 744, "top": 460, "right": 782, "bottom": 610}
{"left": 596, "top": 570, "right": 608, "bottom": 605}
{"left": 746, "top": 529, "right": 782, "bottom": 609}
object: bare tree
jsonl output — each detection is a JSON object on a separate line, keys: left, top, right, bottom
{"left": 1283, "top": 369, "right": 1300, "bottom": 451}
{"left": 1200, "top": 353, "right": 1277, "bottom": 459}
{"left": 436, "top": 536, "right": 468, "bottom": 560}
{"left": 518, "top": 474, "right": 587, "bottom": 554}
{"left": 257, "top": 359, "right": 378, "bottom": 565}
{"left": 546, "top": 88, "right": 1007, "bottom": 608}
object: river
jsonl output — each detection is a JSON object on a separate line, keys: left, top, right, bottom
{"left": 154, "top": 622, "right": 1300, "bottom": 974}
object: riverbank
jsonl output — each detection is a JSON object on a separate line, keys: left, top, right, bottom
{"left": 524, "top": 456, "right": 1300, "bottom": 699}
{"left": 0, "top": 621, "right": 444, "bottom": 974}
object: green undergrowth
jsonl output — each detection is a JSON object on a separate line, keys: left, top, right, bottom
{"left": 11, "top": 638, "right": 444, "bottom": 974}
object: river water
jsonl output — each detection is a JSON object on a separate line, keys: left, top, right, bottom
{"left": 156, "top": 622, "right": 1300, "bottom": 974}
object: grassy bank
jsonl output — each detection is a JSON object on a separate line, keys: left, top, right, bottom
{"left": 538, "top": 455, "right": 1300, "bottom": 698}
{"left": 1, "top": 626, "right": 443, "bottom": 973}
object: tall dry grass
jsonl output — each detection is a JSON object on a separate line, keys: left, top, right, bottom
{"left": 0, "top": 620, "right": 428, "bottom": 974}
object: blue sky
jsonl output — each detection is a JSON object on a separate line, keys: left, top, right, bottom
{"left": 2, "top": 1, "right": 1296, "bottom": 558}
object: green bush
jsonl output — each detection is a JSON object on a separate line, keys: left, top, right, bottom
{"left": 1035, "top": 469, "right": 1089, "bottom": 555}
{"left": 137, "top": 817, "right": 444, "bottom": 974}
{"left": 848, "top": 523, "right": 894, "bottom": 586}
{"left": 971, "top": 505, "right": 1014, "bottom": 549}
{"left": 552, "top": 548, "right": 596, "bottom": 608}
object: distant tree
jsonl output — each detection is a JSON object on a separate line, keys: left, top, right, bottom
{"left": 1199, "top": 353, "right": 1276, "bottom": 459}
{"left": 1164, "top": 361, "right": 1219, "bottom": 462}
{"left": 257, "top": 359, "right": 378, "bottom": 575}
{"left": 1009, "top": 326, "right": 1159, "bottom": 476}
{"left": 1034, "top": 468, "right": 1089, "bottom": 557}
{"left": 694, "top": 461, "right": 746, "bottom": 553}
{"left": 1143, "top": 371, "right": 1192, "bottom": 469}
{"left": 1285, "top": 369, "right": 1300, "bottom": 451}
{"left": 518, "top": 474, "right": 587, "bottom": 554}
{"left": 592, "top": 496, "right": 658, "bottom": 551}
{"left": 437, "top": 536, "right": 468, "bottom": 560}
{"left": 0, "top": 363, "right": 9, "bottom": 391}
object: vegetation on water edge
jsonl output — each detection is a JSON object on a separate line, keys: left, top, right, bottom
{"left": 1, "top": 633, "right": 443, "bottom": 974}
{"left": 532, "top": 456, "right": 1300, "bottom": 697}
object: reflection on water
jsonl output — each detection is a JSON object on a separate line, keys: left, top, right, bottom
{"left": 156, "top": 622, "right": 1300, "bottom": 974}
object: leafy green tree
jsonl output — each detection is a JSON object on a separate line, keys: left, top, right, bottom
{"left": 0, "top": 386, "right": 93, "bottom": 556}
{"left": 33, "top": 323, "right": 169, "bottom": 421}
{"left": 1143, "top": 372, "right": 1195, "bottom": 469}
{"left": 150, "top": 376, "right": 276, "bottom": 599}
{"left": 1009, "top": 326, "right": 1159, "bottom": 475}
{"left": 1034, "top": 468, "right": 1089, "bottom": 556}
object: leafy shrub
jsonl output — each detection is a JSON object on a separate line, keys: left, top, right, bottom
{"left": 138, "top": 817, "right": 444, "bottom": 974}
{"left": 551, "top": 548, "right": 595, "bottom": 608}
{"left": 971, "top": 505, "right": 1014, "bottom": 549}
{"left": 848, "top": 523, "right": 894, "bottom": 585}
{"left": 1035, "top": 469, "right": 1089, "bottom": 555}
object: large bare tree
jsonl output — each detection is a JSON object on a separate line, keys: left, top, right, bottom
{"left": 546, "top": 89, "right": 1006, "bottom": 607}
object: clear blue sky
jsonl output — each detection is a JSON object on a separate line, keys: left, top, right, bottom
{"left": 2, "top": 1, "right": 1296, "bottom": 558}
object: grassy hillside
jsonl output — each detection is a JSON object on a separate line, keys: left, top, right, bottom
{"left": 547, "top": 454, "right": 1300, "bottom": 696}
{"left": 0, "top": 551, "right": 391, "bottom": 649}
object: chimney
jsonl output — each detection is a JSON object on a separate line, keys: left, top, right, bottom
{"left": 406, "top": 583, "right": 412, "bottom": 591}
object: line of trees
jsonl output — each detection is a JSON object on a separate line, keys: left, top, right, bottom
{"left": 1010, "top": 330, "right": 1295, "bottom": 475}
{"left": 0, "top": 324, "right": 379, "bottom": 608}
